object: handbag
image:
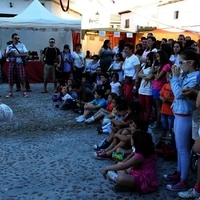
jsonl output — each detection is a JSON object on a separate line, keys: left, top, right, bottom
{"left": 12, "top": 44, "right": 28, "bottom": 66}
{"left": 124, "top": 76, "right": 132, "bottom": 84}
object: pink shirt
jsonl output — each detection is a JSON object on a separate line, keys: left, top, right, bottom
{"left": 153, "top": 63, "right": 171, "bottom": 90}
{"left": 129, "top": 153, "right": 159, "bottom": 193}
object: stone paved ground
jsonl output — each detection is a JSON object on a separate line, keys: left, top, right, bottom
{"left": 0, "top": 83, "right": 197, "bottom": 200}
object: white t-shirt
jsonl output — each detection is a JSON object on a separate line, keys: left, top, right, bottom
{"left": 111, "top": 61, "right": 123, "bottom": 82}
{"left": 6, "top": 43, "right": 28, "bottom": 63}
{"left": 110, "top": 81, "right": 121, "bottom": 96}
{"left": 122, "top": 54, "right": 140, "bottom": 79}
{"left": 138, "top": 66, "right": 153, "bottom": 96}
{"left": 72, "top": 51, "right": 85, "bottom": 68}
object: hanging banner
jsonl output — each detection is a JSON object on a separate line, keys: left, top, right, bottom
{"left": 99, "top": 31, "right": 106, "bottom": 37}
{"left": 114, "top": 32, "right": 120, "bottom": 37}
{"left": 15, "top": 27, "right": 21, "bottom": 31}
{"left": 126, "top": 33, "right": 133, "bottom": 38}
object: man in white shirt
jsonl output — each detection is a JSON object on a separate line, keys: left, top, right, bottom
{"left": 122, "top": 43, "right": 140, "bottom": 103}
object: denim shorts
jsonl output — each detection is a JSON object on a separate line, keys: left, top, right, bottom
{"left": 152, "top": 89, "right": 161, "bottom": 100}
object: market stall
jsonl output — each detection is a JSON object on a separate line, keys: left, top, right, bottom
{"left": 0, "top": 0, "right": 81, "bottom": 83}
{"left": 0, "top": 0, "right": 81, "bottom": 53}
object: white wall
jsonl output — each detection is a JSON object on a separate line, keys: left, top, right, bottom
{"left": 120, "top": 0, "right": 200, "bottom": 33}
{"left": 82, "top": 35, "right": 109, "bottom": 55}
{"left": 158, "top": 0, "right": 200, "bottom": 32}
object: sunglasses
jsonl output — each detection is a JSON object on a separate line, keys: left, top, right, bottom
{"left": 179, "top": 60, "right": 191, "bottom": 65}
{"left": 14, "top": 37, "right": 19, "bottom": 40}
{"left": 49, "top": 41, "right": 55, "bottom": 43}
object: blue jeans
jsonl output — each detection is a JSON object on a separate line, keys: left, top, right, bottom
{"left": 161, "top": 114, "right": 174, "bottom": 132}
{"left": 174, "top": 114, "right": 192, "bottom": 180}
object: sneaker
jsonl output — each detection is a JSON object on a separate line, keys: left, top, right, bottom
{"left": 76, "top": 116, "right": 85, "bottom": 122}
{"left": 23, "top": 92, "right": 28, "bottom": 98}
{"left": 166, "top": 180, "right": 188, "bottom": 191}
{"left": 85, "top": 117, "right": 94, "bottom": 124}
{"left": 6, "top": 92, "right": 13, "bottom": 98}
{"left": 163, "top": 171, "right": 180, "bottom": 182}
{"left": 107, "top": 171, "right": 118, "bottom": 182}
{"left": 97, "top": 126, "right": 103, "bottom": 134}
{"left": 178, "top": 188, "right": 200, "bottom": 199}
{"left": 112, "top": 152, "right": 124, "bottom": 162}
{"left": 94, "top": 151, "right": 111, "bottom": 159}
{"left": 93, "top": 139, "right": 110, "bottom": 151}
{"left": 75, "top": 115, "right": 82, "bottom": 120}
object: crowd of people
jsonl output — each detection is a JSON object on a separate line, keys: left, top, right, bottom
{"left": 1, "top": 32, "right": 200, "bottom": 198}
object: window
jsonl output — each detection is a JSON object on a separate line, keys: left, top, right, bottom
{"left": 174, "top": 11, "right": 179, "bottom": 19}
{"left": 125, "top": 19, "right": 130, "bottom": 28}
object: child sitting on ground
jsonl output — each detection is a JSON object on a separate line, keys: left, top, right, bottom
{"left": 93, "top": 102, "right": 141, "bottom": 151}
{"left": 84, "top": 93, "right": 119, "bottom": 124}
{"left": 82, "top": 75, "right": 92, "bottom": 90}
{"left": 102, "top": 131, "right": 159, "bottom": 194}
{"left": 93, "top": 102, "right": 149, "bottom": 159}
{"left": 57, "top": 85, "right": 78, "bottom": 110}
{"left": 75, "top": 89, "right": 107, "bottom": 123}
{"left": 52, "top": 85, "right": 67, "bottom": 102}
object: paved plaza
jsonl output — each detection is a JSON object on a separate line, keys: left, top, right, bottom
{"left": 0, "top": 83, "right": 196, "bottom": 200}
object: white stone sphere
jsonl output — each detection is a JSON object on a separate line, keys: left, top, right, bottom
{"left": 0, "top": 104, "right": 13, "bottom": 122}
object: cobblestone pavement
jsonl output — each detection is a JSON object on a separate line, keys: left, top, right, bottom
{"left": 0, "top": 83, "right": 196, "bottom": 200}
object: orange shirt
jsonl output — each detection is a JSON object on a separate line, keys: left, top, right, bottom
{"left": 160, "top": 83, "right": 174, "bottom": 115}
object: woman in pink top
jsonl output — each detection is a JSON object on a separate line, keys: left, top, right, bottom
{"left": 102, "top": 131, "right": 159, "bottom": 194}
{"left": 149, "top": 50, "right": 171, "bottom": 129}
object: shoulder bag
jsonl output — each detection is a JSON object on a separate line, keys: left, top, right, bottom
{"left": 75, "top": 52, "right": 85, "bottom": 68}
{"left": 13, "top": 44, "right": 28, "bottom": 66}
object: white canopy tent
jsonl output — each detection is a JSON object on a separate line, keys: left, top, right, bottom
{"left": 0, "top": 0, "right": 81, "bottom": 54}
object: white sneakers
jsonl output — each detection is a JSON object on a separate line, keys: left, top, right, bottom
{"left": 178, "top": 188, "right": 200, "bottom": 199}
{"left": 85, "top": 117, "right": 94, "bottom": 123}
{"left": 107, "top": 171, "right": 118, "bottom": 182}
{"left": 75, "top": 115, "right": 85, "bottom": 122}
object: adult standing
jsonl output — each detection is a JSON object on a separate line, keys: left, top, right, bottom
{"left": 112, "top": 39, "right": 126, "bottom": 58}
{"left": 98, "top": 40, "right": 114, "bottom": 72}
{"left": 72, "top": 43, "right": 86, "bottom": 81}
{"left": 5, "top": 33, "right": 28, "bottom": 98}
{"left": 61, "top": 44, "right": 73, "bottom": 83}
{"left": 178, "top": 34, "right": 186, "bottom": 48}
{"left": 122, "top": 43, "right": 140, "bottom": 103}
{"left": 140, "top": 36, "right": 157, "bottom": 63}
{"left": 41, "top": 38, "right": 61, "bottom": 93}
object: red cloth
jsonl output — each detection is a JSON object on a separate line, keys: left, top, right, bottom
{"left": 3, "top": 61, "right": 44, "bottom": 83}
